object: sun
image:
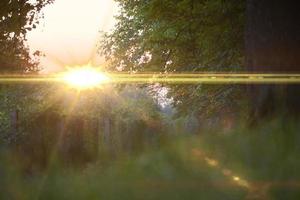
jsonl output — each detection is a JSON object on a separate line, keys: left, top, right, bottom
{"left": 63, "top": 67, "right": 110, "bottom": 89}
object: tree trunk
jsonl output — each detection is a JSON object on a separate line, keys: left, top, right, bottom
{"left": 246, "top": 0, "right": 300, "bottom": 122}
{"left": 10, "top": 109, "right": 19, "bottom": 137}
{"left": 103, "top": 117, "right": 111, "bottom": 143}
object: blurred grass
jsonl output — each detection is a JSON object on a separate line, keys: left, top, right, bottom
{"left": 1, "top": 119, "right": 300, "bottom": 199}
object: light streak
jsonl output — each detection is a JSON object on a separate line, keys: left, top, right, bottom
{"left": 0, "top": 73, "right": 300, "bottom": 84}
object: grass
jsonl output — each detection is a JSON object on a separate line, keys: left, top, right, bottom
{"left": 1, "top": 119, "right": 300, "bottom": 200}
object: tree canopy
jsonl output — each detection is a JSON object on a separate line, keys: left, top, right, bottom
{"left": 0, "top": 0, "right": 54, "bottom": 73}
{"left": 100, "top": 0, "right": 245, "bottom": 121}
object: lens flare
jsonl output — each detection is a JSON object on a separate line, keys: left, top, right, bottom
{"left": 63, "top": 67, "right": 110, "bottom": 88}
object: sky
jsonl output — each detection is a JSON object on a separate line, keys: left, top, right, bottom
{"left": 27, "top": 0, "right": 118, "bottom": 73}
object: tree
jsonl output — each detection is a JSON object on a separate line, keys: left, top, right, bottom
{"left": 0, "top": 0, "right": 54, "bottom": 73}
{"left": 100, "top": 0, "right": 245, "bottom": 124}
{"left": 0, "top": 0, "right": 54, "bottom": 145}
{"left": 246, "top": 0, "right": 300, "bottom": 121}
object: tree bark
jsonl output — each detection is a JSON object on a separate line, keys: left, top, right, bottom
{"left": 246, "top": 0, "right": 300, "bottom": 122}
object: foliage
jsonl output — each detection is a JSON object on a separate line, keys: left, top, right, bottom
{"left": 0, "top": 0, "right": 54, "bottom": 73}
{"left": 1, "top": 119, "right": 300, "bottom": 199}
{"left": 0, "top": 0, "right": 55, "bottom": 144}
{"left": 0, "top": 84, "right": 166, "bottom": 170}
{"left": 100, "top": 0, "right": 246, "bottom": 121}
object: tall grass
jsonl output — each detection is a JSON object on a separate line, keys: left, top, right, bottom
{"left": 1, "top": 119, "right": 300, "bottom": 200}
